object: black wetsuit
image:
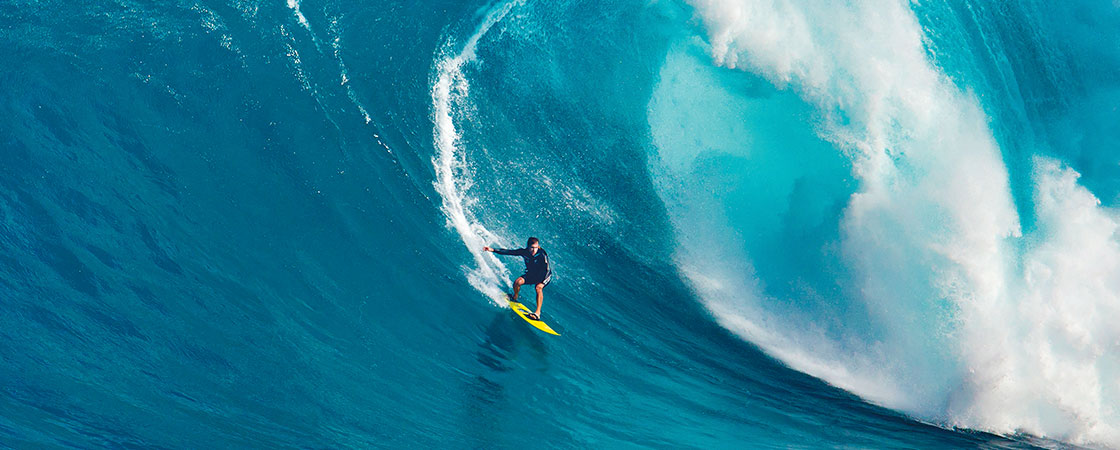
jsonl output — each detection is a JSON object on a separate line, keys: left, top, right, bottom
{"left": 493, "top": 247, "right": 552, "bottom": 286}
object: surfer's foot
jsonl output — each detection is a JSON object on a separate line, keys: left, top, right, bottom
{"left": 526, "top": 312, "right": 540, "bottom": 321}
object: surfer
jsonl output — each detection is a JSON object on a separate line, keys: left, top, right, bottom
{"left": 484, "top": 237, "right": 552, "bottom": 320}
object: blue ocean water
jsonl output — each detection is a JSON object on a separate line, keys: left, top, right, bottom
{"left": 3, "top": 0, "right": 1119, "bottom": 447}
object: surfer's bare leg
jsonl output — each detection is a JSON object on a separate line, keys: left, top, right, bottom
{"left": 534, "top": 283, "right": 545, "bottom": 317}
{"left": 512, "top": 277, "right": 525, "bottom": 301}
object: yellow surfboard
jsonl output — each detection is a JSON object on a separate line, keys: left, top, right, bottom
{"left": 509, "top": 299, "right": 560, "bottom": 336}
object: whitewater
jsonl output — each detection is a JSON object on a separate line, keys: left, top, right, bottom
{"left": 2, "top": 0, "right": 1119, "bottom": 447}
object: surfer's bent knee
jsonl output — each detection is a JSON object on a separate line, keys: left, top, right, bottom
{"left": 514, "top": 277, "right": 525, "bottom": 285}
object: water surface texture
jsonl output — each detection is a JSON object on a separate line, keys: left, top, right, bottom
{"left": 3, "top": 0, "right": 1119, "bottom": 447}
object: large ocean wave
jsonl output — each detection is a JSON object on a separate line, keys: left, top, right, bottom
{"left": 3, "top": 0, "right": 1118, "bottom": 447}
{"left": 439, "top": 0, "right": 1120, "bottom": 446}
{"left": 666, "top": 0, "right": 1120, "bottom": 444}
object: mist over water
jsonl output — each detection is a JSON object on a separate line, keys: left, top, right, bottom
{"left": 3, "top": 0, "right": 1119, "bottom": 447}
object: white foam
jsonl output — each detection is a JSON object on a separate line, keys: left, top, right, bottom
{"left": 287, "top": 0, "right": 311, "bottom": 31}
{"left": 669, "top": 0, "right": 1120, "bottom": 446}
{"left": 431, "top": 0, "right": 524, "bottom": 306}
{"left": 952, "top": 157, "right": 1120, "bottom": 444}
{"left": 325, "top": 16, "right": 374, "bottom": 125}
{"left": 287, "top": 0, "right": 327, "bottom": 55}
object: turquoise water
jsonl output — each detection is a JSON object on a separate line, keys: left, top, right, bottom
{"left": 2, "top": 0, "right": 1118, "bottom": 447}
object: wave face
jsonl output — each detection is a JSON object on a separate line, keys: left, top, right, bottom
{"left": 671, "top": 0, "right": 1120, "bottom": 444}
{"left": 3, "top": 0, "right": 1118, "bottom": 447}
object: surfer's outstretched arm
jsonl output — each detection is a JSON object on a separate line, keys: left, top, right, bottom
{"left": 483, "top": 246, "right": 525, "bottom": 256}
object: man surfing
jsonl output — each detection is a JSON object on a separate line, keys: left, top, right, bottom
{"left": 484, "top": 237, "right": 552, "bottom": 321}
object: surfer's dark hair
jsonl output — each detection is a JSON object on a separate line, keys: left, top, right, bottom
{"left": 527, "top": 237, "right": 539, "bottom": 247}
